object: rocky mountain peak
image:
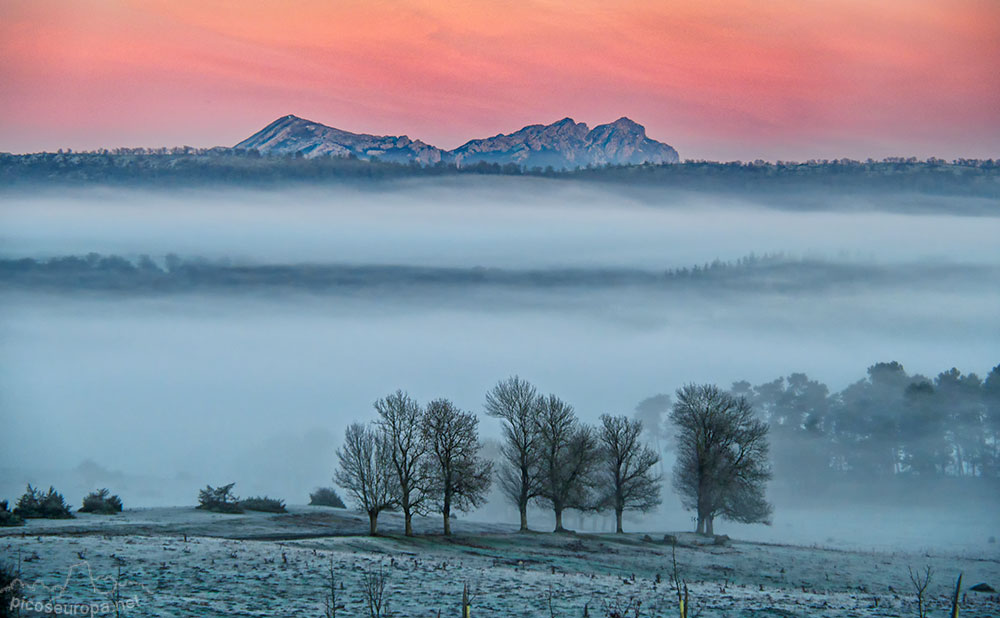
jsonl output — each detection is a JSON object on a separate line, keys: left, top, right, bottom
{"left": 236, "top": 116, "right": 678, "bottom": 168}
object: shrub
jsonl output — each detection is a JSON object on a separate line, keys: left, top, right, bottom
{"left": 13, "top": 484, "right": 74, "bottom": 519}
{"left": 1, "top": 560, "right": 23, "bottom": 613}
{"left": 196, "top": 482, "right": 243, "bottom": 514}
{"left": 0, "top": 500, "right": 24, "bottom": 527}
{"left": 309, "top": 487, "right": 346, "bottom": 508}
{"left": 240, "top": 496, "right": 287, "bottom": 513}
{"left": 79, "top": 488, "right": 124, "bottom": 515}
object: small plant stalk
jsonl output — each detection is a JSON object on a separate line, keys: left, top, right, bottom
{"left": 951, "top": 573, "right": 962, "bottom": 618}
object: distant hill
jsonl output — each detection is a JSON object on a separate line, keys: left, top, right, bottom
{"left": 236, "top": 115, "right": 679, "bottom": 169}
{"left": 236, "top": 115, "right": 446, "bottom": 164}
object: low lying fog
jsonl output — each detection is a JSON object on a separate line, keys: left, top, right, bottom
{"left": 1, "top": 178, "right": 997, "bottom": 550}
{"left": 2, "top": 179, "right": 999, "bottom": 267}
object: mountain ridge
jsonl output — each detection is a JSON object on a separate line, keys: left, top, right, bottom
{"left": 236, "top": 115, "right": 679, "bottom": 169}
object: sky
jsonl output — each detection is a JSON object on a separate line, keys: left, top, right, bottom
{"left": 1, "top": 0, "right": 998, "bottom": 160}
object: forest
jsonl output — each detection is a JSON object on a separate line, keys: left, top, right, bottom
{"left": 1, "top": 149, "right": 998, "bottom": 202}
{"left": 715, "top": 362, "right": 998, "bottom": 484}
{"left": 1, "top": 253, "right": 994, "bottom": 296}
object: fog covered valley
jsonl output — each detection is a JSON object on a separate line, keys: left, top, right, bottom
{"left": 2, "top": 178, "right": 998, "bottom": 616}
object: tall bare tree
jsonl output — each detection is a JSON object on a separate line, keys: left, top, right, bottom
{"left": 670, "top": 384, "right": 772, "bottom": 535}
{"left": 420, "top": 398, "right": 493, "bottom": 535}
{"left": 598, "top": 414, "right": 662, "bottom": 533}
{"left": 375, "top": 390, "right": 427, "bottom": 537}
{"left": 535, "top": 394, "right": 599, "bottom": 531}
{"left": 485, "top": 376, "right": 542, "bottom": 532}
{"left": 335, "top": 422, "right": 397, "bottom": 535}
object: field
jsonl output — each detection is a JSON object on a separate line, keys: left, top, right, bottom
{"left": 3, "top": 507, "right": 998, "bottom": 617}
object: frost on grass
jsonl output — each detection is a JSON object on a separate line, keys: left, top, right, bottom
{"left": 2, "top": 511, "right": 997, "bottom": 618}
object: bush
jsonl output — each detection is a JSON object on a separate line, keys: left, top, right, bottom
{"left": 0, "top": 500, "right": 24, "bottom": 527}
{"left": 196, "top": 483, "right": 243, "bottom": 513}
{"left": 79, "top": 488, "right": 123, "bottom": 514}
{"left": 13, "top": 484, "right": 74, "bottom": 519}
{"left": 309, "top": 487, "right": 346, "bottom": 508}
{"left": 1, "top": 560, "right": 23, "bottom": 613}
{"left": 240, "top": 496, "right": 287, "bottom": 513}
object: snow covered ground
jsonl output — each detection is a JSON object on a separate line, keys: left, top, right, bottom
{"left": 2, "top": 507, "right": 998, "bottom": 617}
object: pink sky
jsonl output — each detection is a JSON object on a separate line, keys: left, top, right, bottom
{"left": 1, "top": 0, "right": 998, "bottom": 160}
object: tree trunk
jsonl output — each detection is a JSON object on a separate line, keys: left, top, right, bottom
{"left": 554, "top": 507, "right": 564, "bottom": 532}
{"left": 706, "top": 516, "right": 714, "bottom": 536}
{"left": 695, "top": 515, "right": 705, "bottom": 535}
{"left": 615, "top": 509, "right": 624, "bottom": 533}
{"left": 404, "top": 510, "right": 413, "bottom": 537}
{"left": 519, "top": 463, "right": 531, "bottom": 532}
{"left": 368, "top": 511, "right": 378, "bottom": 536}
{"left": 443, "top": 498, "right": 452, "bottom": 536}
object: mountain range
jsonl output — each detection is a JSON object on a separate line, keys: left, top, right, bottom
{"left": 236, "top": 115, "right": 679, "bottom": 169}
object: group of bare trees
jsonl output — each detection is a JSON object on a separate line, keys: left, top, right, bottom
{"left": 335, "top": 391, "right": 492, "bottom": 536}
{"left": 486, "top": 376, "right": 663, "bottom": 533}
{"left": 336, "top": 378, "right": 773, "bottom": 536}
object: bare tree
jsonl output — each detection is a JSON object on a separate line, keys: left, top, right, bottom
{"left": 335, "top": 422, "right": 397, "bottom": 535}
{"left": 375, "top": 390, "right": 427, "bottom": 537}
{"left": 485, "top": 376, "right": 542, "bottom": 532}
{"left": 421, "top": 398, "right": 493, "bottom": 535}
{"left": 361, "top": 563, "right": 391, "bottom": 618}
{"left": 535, "top": 394, "right": 600, "bottom": 531}
{"left": 670, "top": 541, "right": 689, "bottom": 618}
{"left": 323, "top": 559, "right": 345, "bottom": 618}
{"left": 598, "top": 414, "right": 662, "bottom": 533}
{"left": 907, "top": 565, "right": 932, "bottom": 618}
{"left": 107, "top": 564, "right": 123, "bottom": 618}
{"left": 670, "top": 384, "right": 772, "bottom": 535}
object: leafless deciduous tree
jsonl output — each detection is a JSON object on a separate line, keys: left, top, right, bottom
{"left": 485, "top": 376, "right": 542, "bottom": 532}
{"left": 361, "top": 563, "right": 391, "bottom": 618}
{"left": 421, "top": 398, "right": 493, "bottom": 535}
{"left": 597, "top": 414, "right": 662, "bottom": 533}
{"left": 375, "top": 390, "right": 427, "bottom": 537}
{"left": 335, "top": 422, "right": 397, "bottom": 535}
{"left": 908, "top": 565, "right": 932, "bottom": 618}
{"left": 323, "top": 558, "right": 345, "bottom": 618}
{"left": 535, "top": 394, "right": 600, "bottom": 531}
{"left": 670, "top": 384, "right": 773, "bottom": 535}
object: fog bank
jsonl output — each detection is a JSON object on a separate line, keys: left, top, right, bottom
{"left": 1, "top": 181, "right": 997, "bottom": 550}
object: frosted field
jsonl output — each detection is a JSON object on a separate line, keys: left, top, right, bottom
{"left": 3, "top": 507, "right": 998, "bottom": 617}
